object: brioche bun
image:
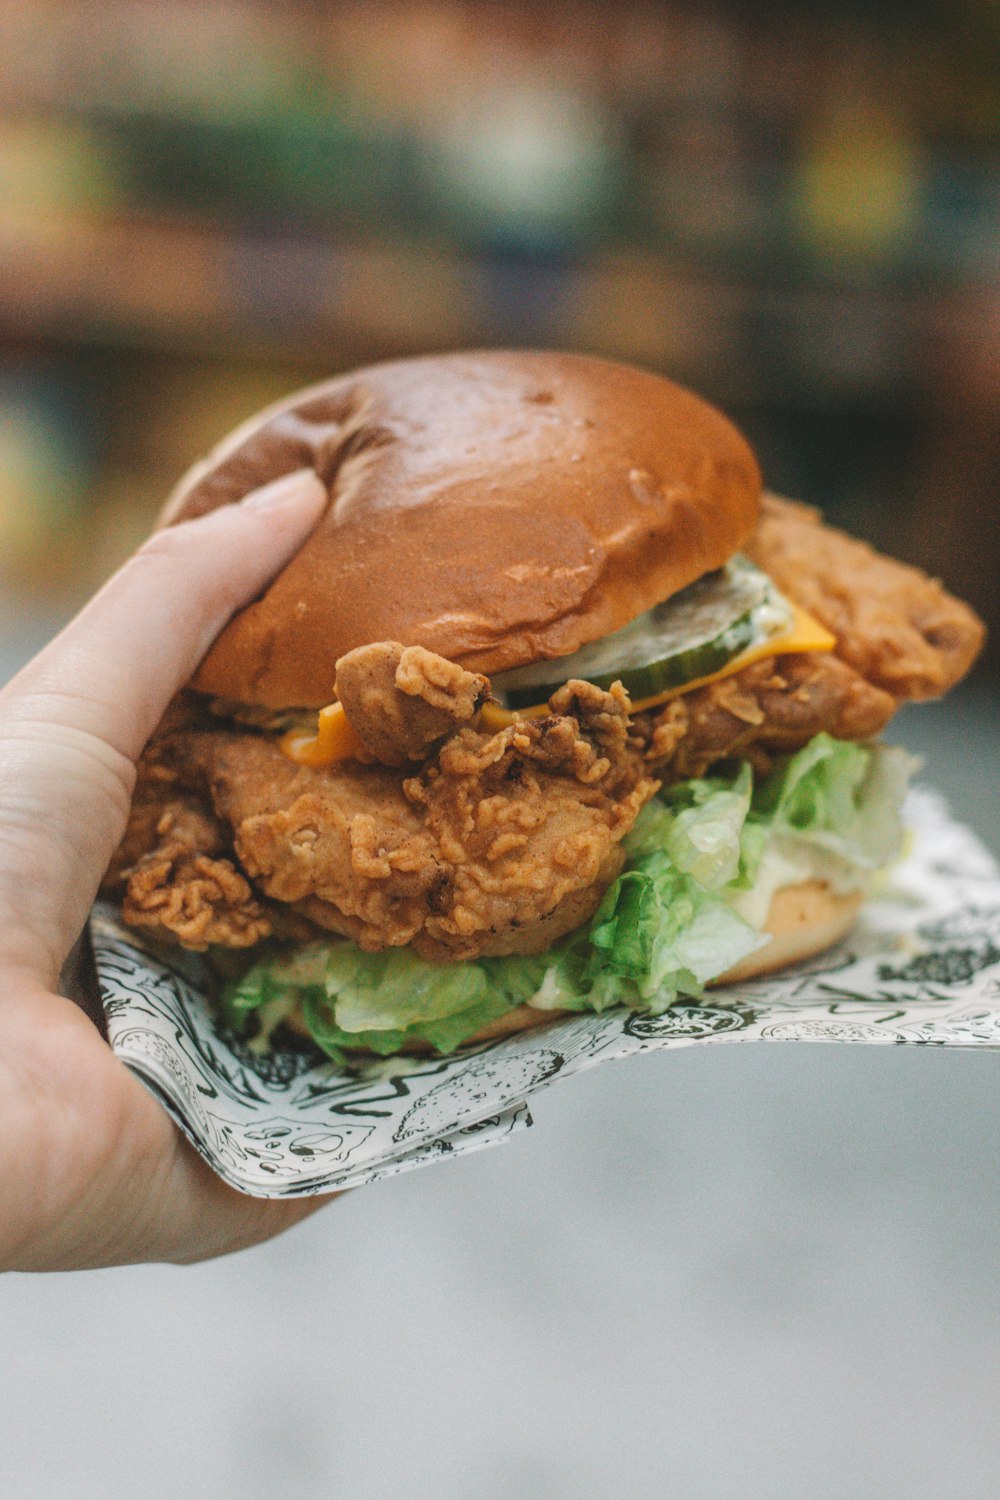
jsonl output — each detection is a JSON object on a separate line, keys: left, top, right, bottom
{"left": 285, "top": 880, "right": 862, "bottom": 1056}
{"left": 160, "top": 351, "right": 761, "bottom": 708}
{"left": 714, "top": 880, "right": 863, "bottom": 984}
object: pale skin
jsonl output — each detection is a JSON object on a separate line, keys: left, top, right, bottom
{"left": 0, "top": 469, "right": 337, "bottom": 1271}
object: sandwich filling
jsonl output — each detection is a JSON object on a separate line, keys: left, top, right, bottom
{"left": 222, "top": 733, "right": 914, "bottom": 1063}
{"left": 103, "top": 495, "right": 984, "bottom": 1060}
{"left": 281, "top": 556, "right": 837, "bottom": 768}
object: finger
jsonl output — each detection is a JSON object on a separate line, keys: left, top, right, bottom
{"left": 2, "top": 467, "right": 327, "bottom": 761}
{"left": 0, "top": 468, "right": 327, "bottom": 980}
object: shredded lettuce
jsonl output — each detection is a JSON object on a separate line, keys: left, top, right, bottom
{"left": 749, "top": 732, "right": 916, "bottom": 871}
{"left": 664, "top": 763, "right": 753, "bottom": 889}
{"left": 219, "top": 734, "right": 913, "bottom": 1061}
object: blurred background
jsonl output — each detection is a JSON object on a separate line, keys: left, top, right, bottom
{"left": 1, "top": 0, "right": 998, "bottom": 657}
{"left": 2, "top": 5, "right": 1000, "bottom": 1499}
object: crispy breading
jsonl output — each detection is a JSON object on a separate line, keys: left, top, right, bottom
{"left": 118, "top": 676, "right": 657, "bottom": 961}
{"left": 123, "top": 846, "right": 272, "bottom": 950}
{"left": 635, "top": 651, "right": 897, "bottom": 777}
{"left": 745, "top": 494, "right": 985, "bottom": 700}
{"left": 334, "top": 642, "right": 489, "bottom": 765}
{"left": 106, "top": 776, "right": 273, "bottom": 950}
{"left": 639, "top": 497, "right": 983, "bottom": 774}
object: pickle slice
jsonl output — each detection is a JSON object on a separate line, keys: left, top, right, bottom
{"left": 495, "top": 557, "right": 793, "bottom": 708}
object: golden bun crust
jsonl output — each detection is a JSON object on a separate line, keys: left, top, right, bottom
{"left": 161, "top": 351, "right": 761, "bottom": 707}
{"left": 283, "top": 880, "right": 862, "bottom": 1056}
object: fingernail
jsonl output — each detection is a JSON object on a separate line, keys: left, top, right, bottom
{"left": 239, "top": 468, "right": 327, "bottom": 511}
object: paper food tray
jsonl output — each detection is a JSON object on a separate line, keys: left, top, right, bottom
{"left": 89, "top": 787, "right": 1000, "bottom": 1198}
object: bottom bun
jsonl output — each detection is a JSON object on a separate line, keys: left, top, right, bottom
{"left": 713, "top": 880, "right": 863, "bottom": 984}
{"left": 286, "top": 880, "right": 863, "bottom": 1056}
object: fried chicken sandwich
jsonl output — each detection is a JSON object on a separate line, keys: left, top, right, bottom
{"left": 104, "top": 352, "right": 985, "bottom": 1061}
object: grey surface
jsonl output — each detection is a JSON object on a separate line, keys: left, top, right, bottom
{"left": 2, "top": 604, "right": 1000, "bottom": 1500}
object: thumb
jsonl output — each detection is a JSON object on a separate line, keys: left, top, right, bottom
{"left": 0, "top": 467, "right": 327, "bottom": 982}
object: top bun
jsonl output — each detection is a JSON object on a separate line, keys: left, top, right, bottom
{"left": 161, "top": 351, "right": 761, "bottom": 708}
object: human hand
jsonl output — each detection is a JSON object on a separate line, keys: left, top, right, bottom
{"left": 0, "top": 469, "right": 333, "bottom": 1271}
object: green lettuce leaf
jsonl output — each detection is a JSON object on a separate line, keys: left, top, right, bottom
{"left": 664, "top": 762, "right": 753, "bottom": 889}
{"left": 300, "top": 987, "right": 521, "bottom": 1064}
{"left": 217, "top": 733, "right": 912, "bottom": 1060}
{"left": 750, "top": 732, "right": 916, "bottom": 870}
{"left": 524, "top": 849, "right": 763, "bottom": 1018}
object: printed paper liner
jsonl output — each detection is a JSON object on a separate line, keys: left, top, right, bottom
{"left": 91, "top": 788, "right": 1000, "bottom": 1197}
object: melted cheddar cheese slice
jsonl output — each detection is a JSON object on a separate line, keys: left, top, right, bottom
{"left": 281, "top": 603, "right": 836, "bottom": 767}
{"left": 281, "top": 701, "right": 367, "bottom": 767}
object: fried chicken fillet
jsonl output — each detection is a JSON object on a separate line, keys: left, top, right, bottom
{"left": 635, "top": 496, "right": 984, "bottom": 777}
{"left": 112, "top": 661, "right": 657, "bottom": 961}
{"left": 105, "top": 499, "right": 984, "bottom": 960}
